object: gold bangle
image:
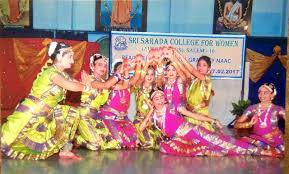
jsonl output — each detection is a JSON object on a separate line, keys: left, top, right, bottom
{"left": 239, "top": 123, "right": 246, "bottom": 128}
{"left": 211, "top": 119, "right": 217, "bottom": 125}
{"left": 245, "top": 123, "right": 249, "bottom": 128}
{"left": 83, "top": 85, "right": 91, "bottom": 92}
{"left": 241, "top": 122, "right": 250, "bottom": 128}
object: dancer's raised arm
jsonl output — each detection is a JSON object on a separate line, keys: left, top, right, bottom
{"left": 174, "top": 49, "right": 206, "bottom": 81}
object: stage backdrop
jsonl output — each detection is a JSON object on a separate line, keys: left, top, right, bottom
{"left": 0, "top": 38, "right": 99, "bottom": 122}
{"left": 110, "top": 31, "right": 248, "bottom": 124}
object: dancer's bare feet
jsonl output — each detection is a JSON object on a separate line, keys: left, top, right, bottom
{"left": 59, "top": 151, "right": 82, "bottom": 160}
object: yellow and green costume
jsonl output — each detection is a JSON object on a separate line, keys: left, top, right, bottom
{"left": 186, "top": 75, "right": 214, "bottom": 131}
{"left": 1, "top": 66, "right": 80, "bottom": 160}
{"left": 75, "top": 78, "right": 120, "bottom": 150}
{"left": 133, "top": 87, "right": 161, "bottom": 149}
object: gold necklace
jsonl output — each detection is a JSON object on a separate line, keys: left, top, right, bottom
{"left": 142, "top": 84, "right": 152, "bottom": 94}
{"left": 156, "top": 106, "right": 166, "bottom": 115}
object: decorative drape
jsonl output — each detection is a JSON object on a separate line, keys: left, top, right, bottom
{"left": 0, "top": 38, "right": 99, "bottom": 121}
{"left": 246, "top": 45, "right": 287, "bottom": 83}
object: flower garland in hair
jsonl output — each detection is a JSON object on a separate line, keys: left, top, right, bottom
{"left": 89, "top": 53, "right": 108, "bottom": 72}
{"left": 89, "top": 54, "right": 96, "bottom": 72}
{"left": 39, "top": 41, "right": 56, "bottom": 73}
{"left": 48, "top": 42, "right": 58, "bottom": 57}
{"left": 150, "top": 90, "right": 164, "bottom": 99}
{"left": 261, "top": 83, "right": 277, "bottom": 96}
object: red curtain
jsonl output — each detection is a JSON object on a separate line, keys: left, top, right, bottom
{"left": 0, "top": 38, "right": 99, "bottom": 122}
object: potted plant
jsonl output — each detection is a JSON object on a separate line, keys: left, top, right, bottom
{"left": 227, "top": 99, "right": 251, "bottom": 136}
{"left": 227, "top": 99, "right": 251, "bottom": 128}
{"left": 230, "top": 99, "right": 251, "bottom": 118}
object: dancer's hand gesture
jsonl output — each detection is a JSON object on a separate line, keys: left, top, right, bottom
{"left": 215, "top": 120, "right": 223, "bottom": 130}
{"left": 81, "top": 71, "right": 91, "bottom": 86}
{"left": 249, "top": 116, "right": 258, "bottom": 126}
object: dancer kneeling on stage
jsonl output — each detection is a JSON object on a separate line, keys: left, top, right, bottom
{"left": 1, "top": 42, "right": 111, "bottom": 160}
{"left": 234, "top": 83, "right": 285, "bottom": 157}
{"left": 139, "top": 89, "right": 280, "bottom": 157}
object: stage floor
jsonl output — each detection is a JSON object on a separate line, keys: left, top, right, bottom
{"left": 2, "top": 149, "right": 284, "bottom": 174}
{"left": 1, "top": 128, "right": 285, "bottom": 174}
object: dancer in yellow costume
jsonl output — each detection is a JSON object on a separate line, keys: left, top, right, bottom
{"left": 174, "top": 52, "right": 215, "bottom": 131}
{"left": 75, "top": 54, "right": 121, "bottom": 150}
{"left": 1, "top": 42, "right": 96, "bottom": 160}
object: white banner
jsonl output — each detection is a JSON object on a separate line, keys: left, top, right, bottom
{"left": 111, "top": 31, "right": 246, "bottom": 79}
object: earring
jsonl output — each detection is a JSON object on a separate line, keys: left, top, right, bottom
{"left": 207, "top": 68, "right": 211, "bottom": 75}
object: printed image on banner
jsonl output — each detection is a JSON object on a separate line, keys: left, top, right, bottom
{"left": 111, "top": 31, "right": 246, "bottom": 79}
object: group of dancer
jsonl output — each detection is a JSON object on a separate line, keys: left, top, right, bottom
{"left": 1, "top": 41, "right": 285, "bottom": 160}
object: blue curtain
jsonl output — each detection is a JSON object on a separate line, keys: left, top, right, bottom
{"left": 246, "top": 37, "right": 287, "bottom": 107}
